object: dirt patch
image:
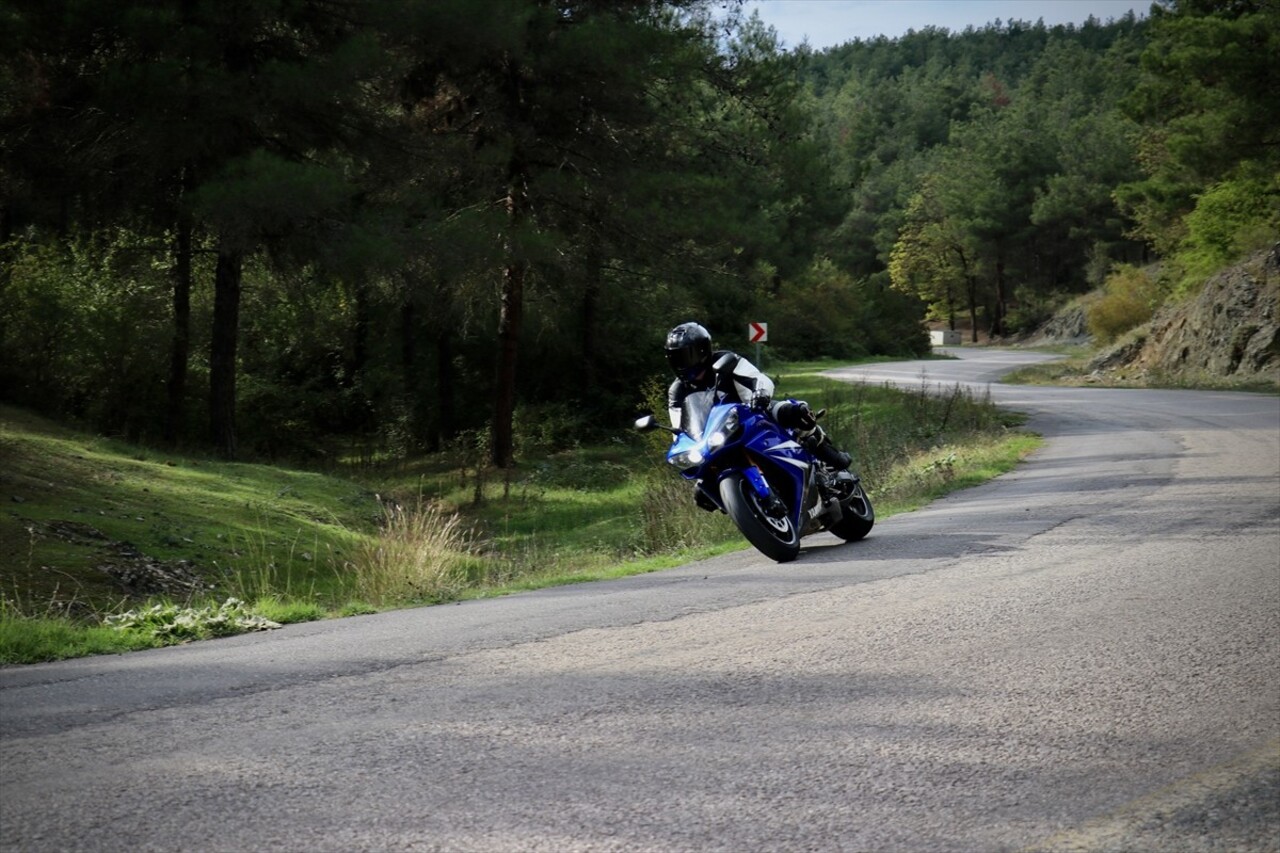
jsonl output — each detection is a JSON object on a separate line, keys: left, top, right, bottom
{"left": 40, "top": 519, "right": 209, "bottom": 597}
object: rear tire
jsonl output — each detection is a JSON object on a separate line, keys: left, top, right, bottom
{"left": 720, "top": 472, "right": 801, "bottom": 563}
{"left": 827, "top": 475, "right": 874, "bottom": 542}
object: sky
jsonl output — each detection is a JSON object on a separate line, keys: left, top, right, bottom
{"left": 743, "top": 0, "right": 1152, "bottom": 50}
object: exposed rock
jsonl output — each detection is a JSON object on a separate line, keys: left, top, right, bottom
{"left": 1088, "top": 335, "right": 1146, "bottom": 373}
{"left": 1022, "top": 302, "right": 1093, "bottom": 347}
{"left": 1087, "top": 247, "right": 1280, "bottom": 386}
{"left": 1139, "top": 247, "right": 1279, "bottom": 380}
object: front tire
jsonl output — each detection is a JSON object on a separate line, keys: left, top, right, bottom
{"left": 720, "top": 471, "right": 801, "bottom": 563}
{"left": 827, "top": 475, "right": 874, "bottom": 542}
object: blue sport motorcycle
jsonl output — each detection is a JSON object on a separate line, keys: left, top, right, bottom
{"left": 635, "top": 388, "right": 874, "bottom": 562}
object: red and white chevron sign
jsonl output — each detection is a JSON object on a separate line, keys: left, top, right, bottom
{"left": 748, "top": 322, "right": 768, "bottom": 343}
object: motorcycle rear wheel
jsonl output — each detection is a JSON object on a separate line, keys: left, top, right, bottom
{"left": 720, "top": 471, "right": 801, "bottom": 563}
{"left": 827, "top": 476, "right": 874, "bottom": 542}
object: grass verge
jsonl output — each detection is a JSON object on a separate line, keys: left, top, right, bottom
{"left": 1, "top": 363, "right": 1041, "bottom": 664}
{"left": 1003, "top": 350, "right": 1279, "bottom": 393}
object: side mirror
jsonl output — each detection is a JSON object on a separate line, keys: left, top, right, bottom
{"left": 634, "top": 414, "right": 658, "bottom": 431}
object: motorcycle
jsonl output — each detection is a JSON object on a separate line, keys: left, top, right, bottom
{"left": 634, "top": 384, "right": 874, "bottom": 563}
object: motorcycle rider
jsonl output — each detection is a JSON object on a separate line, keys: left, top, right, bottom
{"left": 663, "top": 321, "right": 852, "bottom": 471}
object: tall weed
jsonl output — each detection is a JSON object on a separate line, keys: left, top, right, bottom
{"left": 817, "top": 378, "right": 1002, "bottom": 485}
{"left": 348, "top": 496, "right": 476, "bottom": 604}
{"left": 216, "top": 514, "right": 319, "bottom": 602}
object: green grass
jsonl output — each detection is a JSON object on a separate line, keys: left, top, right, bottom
{"left": 1002, "top": 355, "right": 1096, "bottom": 387}
{"left": 0, "top": 612, "right": 160, "bottom": 664}
{"left": 0, "top": 404, "right": 376, "bottom": 613}
{"left": 0, "top": 362, "right": 1043, "bottom": 664}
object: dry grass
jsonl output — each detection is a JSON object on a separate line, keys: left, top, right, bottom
{"left": 348, "top": 496, "right": 478, "bottom": 605}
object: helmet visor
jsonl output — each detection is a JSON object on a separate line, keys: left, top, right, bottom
{"left": 666, "top": 346, "right": 705, "bottom": 375}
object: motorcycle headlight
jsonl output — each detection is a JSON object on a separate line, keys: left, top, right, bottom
{"left": 706, "top": 410, "right": 740, "bottom": 450}
{"left": 669, "top": 448, "right": 704, "bottom": 469}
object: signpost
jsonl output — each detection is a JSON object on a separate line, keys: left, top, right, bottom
{"left": 749, "top": 322, "right": 768, "bottom": 368}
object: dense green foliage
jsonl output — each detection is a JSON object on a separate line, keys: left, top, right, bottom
{"left": 1, "top": 0, "right": 1274, "bottom": 464}
{"left": 833, "top": 12, "right": 1151, "bottom": 338}
{"left": 1117, "top": 0, "right": 1280, "bottom": 292}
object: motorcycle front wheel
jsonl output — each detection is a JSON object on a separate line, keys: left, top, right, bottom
{"left": 720, "top": 471, "right": 801, "bottom": 563}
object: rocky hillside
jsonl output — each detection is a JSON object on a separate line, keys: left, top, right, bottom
{"left": 1021, "top": 302, "right": 1092, "bottom": 348}
{"left": 1038, "top": 246, "right": 1280, "bottom": 389}
{"left": 1092, "top": 246, "right": 1280, "bottom": 387}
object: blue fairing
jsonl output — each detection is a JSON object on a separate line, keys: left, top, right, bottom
{"left": 666, "top": 390, "right": 813, "bottom": 530}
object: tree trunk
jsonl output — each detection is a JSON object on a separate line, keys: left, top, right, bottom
{"left": 164, "top": 201, "right": 193, "bottom": 445}
{"left": 967, "top": 282, "right": 980, "bottom": 344}
{"left": 954, "top": 246, "right": 980, "bottom": 343}
{"left": 992, "top": 248, "right": 1008, "bottom": 339}
{"left": 435, "top": 330, "right": 455, "bottom": 449}
{"left": 400, "top": 299, "right": 416, "bottom": 387}
{"left": 491, "top": 53, "right": 531, "bottom": 470}
{"left": 351, "top": 278, "right": 370, "bottom": 381}
{"left": 400, "top": 297, "right": 437, "bottom": 452}
{"left": 582, "top": 238, "right": 602, "bottom": 393}
{"left": 493, "top": 250, "right": 525, "bottom": 469}
{"left": 209, "top": 248, "right": 242, "bottom": 458}
{"left": 946, "top": 280, "right": 957, "bottom": 331}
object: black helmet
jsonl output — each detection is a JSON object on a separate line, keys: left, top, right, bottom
{"left": 665, "top": 322, "right": 713, "bottom": 381}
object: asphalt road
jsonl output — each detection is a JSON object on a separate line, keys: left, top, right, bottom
{"left": 2, "top": 348, "right": 1278, "bottom": 852}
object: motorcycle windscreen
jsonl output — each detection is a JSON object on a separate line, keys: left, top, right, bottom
{"left": 680, "top": 389, "right": 715, "bottom": 441}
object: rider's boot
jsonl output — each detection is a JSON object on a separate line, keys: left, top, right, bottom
{"left": 805, "top": 427, "right": 852, "bottom": 471}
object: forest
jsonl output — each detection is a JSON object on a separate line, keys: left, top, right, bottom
{"left": 2, "top": 0, "right": 1276, "bottom": 467}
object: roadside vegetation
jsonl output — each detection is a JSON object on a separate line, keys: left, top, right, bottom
{"left": 1002, "top": 350, "right": 1280, "bottom": 394}
{"left": 0, "top": 363, "right": 1037, "bottom": 664}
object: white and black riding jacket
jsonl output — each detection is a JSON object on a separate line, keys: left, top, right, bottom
{"left": 667, "top": 351, "right": 775, "bottom": 428}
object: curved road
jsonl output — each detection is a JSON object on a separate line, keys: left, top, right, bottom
{"left": 2, "top": 348, "right": 1278, "bottom": 852}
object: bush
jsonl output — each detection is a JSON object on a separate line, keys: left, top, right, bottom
{"left": 514, "top": 401, "right": 592, "bottom": 453}
{"left": 1179, "top": 174, "right": 1280, "bottom": 290}
{"left": 0, "top": 233, "right": 172, "bottom": 439}
{"left": 1005, "top": 286, "right": 1073, "bottom": 338}
{"left": 767, "top": 260, "right": 928, "bottom": 361}
{"left": 1086, "top": 265, "right": 1161, "bottom": 344}
{"left": 635, "top": 461, "right": 734, "bottom": 554}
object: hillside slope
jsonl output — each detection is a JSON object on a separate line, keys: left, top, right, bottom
{"left": 0, "top": 405, "right": 378, "bottom": 616}
{"left": 1114, "top": 247, "right": 1278, "bottom": 383}
{"left": 1074, "top": 247, "right": 1280, "bottom": 388}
